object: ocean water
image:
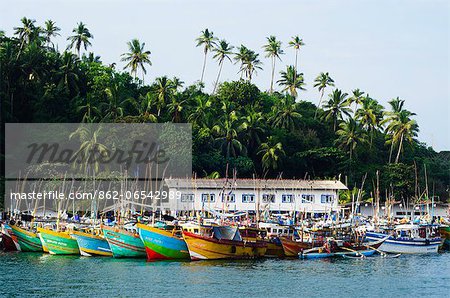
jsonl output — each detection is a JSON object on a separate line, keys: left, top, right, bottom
{"left": 0, "top": 252, "right": 449, "bottom": 297}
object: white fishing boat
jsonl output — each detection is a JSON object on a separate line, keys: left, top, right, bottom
{"left": 365, "top": 224, "right": 441, "bottom": 254}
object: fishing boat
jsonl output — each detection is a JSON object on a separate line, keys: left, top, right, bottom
{"left": 10, "top": 224, "right": 43, "bottom": 252}
{"left": 279, "top": 228, "right": 330, "bottom": 257}
{"left": 258, "top": 222, "right": 295, "bottom": 258}
{"left": 137, "top": 222, "right": 190, "bottom": 261}
{"left": 300, "top": 237, "right": 386, "bottom": 259}
{"left": 365, "top": 224, "right": 441, "bottom": 254}
{"left": 37, "top": 227, "right": 80, "bottom": 255}
{"left": 71, "top": 229, "right": 112, "bottom": 257}
{"left": 182, "top": 225, "right": 267, "bottom": 260}
{"left": 439, "top": 225, "right": 450, "bottom": 250}
{"left": 1, "top": 223, "right": 19, "bottom": 251}
{"left": 101, "top": 225, "right": 146, "bottom": 258}
{"left": 38, "top": 233, "right": 49, "bottom": 253}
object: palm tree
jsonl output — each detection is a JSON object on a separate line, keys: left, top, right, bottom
{"left": 14, "top": 17, "right": 40, "bottom": 57}
{"left": 153, "top": 76, "right": 176, "bottom": 116}
{"left": 313, "top": 72, "right": 335, "bottom": 117}
{"left": 348, "top": 89, "right": 365, "bottom": 114}
{"left": 234, "top": 45, "right": 262, "bottom": 82}
{"left": 277, "top": 65, "right": 306, "bottom": 98}
{"left": 288, "top": 36, "right": 305, "bottom": 72}
{"left": 126, "top": 92, "right": 158, "bottom": 123}
{"left": 336, "top": 119, "right": 367, "bottom": 159}
{"left": 57, "top": 51, "right": 80, "bottom": 95}
{"left": 241, "top": 108, "right": 265, "bottom": 152}
{"left": 188, "top": 96, "right": 212, "bottom": 127}
{"left": 77, "top": 96, "right": 100, "bottom": 122}
{"left": 322, "top": 89, "right": 351, "bottom": 131}
{"left": 67, "top": 22, "right": 93, "bottom": 57}
{"left": 212, "top": 108, "right": 245, "bottom": 158}
{"left": 258, "top": 137, "right": 285, "bottom": 173}
{"left": 43, "top": 20, "right": 60, "bottom": 48}
{"left": 102, "top": 83, "right": 125, "bottom": 120}
{"left": 383, "top": 99, "right": 419, "bottom": 163}
{"left": 355, "top": 95, "right": 384, "bottom": 146}
{"left": 196, "top": 28, "right": 217, "bottom": 84}
{"left": 121, "top": 38, "right": 152, "bottom": 82}
{"left": 167, "top": 95, "right": 187, "bottom": 123}
{"left": 263, "top": 36, "right": 284, "bottom": 93}
{"left": 212, "top": 39, "right": 234, "bottom": 93}
{"left": 270, "top": 96, "right": 301, "bottom": 130}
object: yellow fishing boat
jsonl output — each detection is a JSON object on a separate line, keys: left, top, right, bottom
{"left": 182, "top": 225, "right": 266, "bottom": 260}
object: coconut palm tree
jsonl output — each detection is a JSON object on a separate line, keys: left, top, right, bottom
{"left": 258, "top": 136, "right": 285, "bottom": 173}
{"left": 336, "top": 119, "right": 367, "bottom": 159}
{"left": 355, "top": 95, "right": 384, "bottom": 146}
{"left": 121, "top": 38, "right": 151, "bottom": 82}
{"left": 196, "top": 28, "right": 217, "bottom": 84}
{"left": 348, "top": 89, "right": 365, "bottom": 114}
{"left": 102, "top": 83, "right": 125, "bottom": 121}
{"left": 270, "top": 96, "right": 301, "bottom": 130}
{"left": 263, "top": 36, "right": 284, "bottom": 93}
{"left": 241, "top": 108, "right": 266, "bottom": 152}
{"left": 67, "top": 22, "right": 93, "bottom": 57}
{"left": 167, "top": 94, "right": 187, "bottom": 123}
{"left": 313, "top": 72, "right": 335, "bottom": 117}
{"left": 277, "top": 65, "right": 306, "bottom": 98}
{"left": 43, "top": 20, "right": 60, "bottom": 48}
{"left": 212, "top": 108, "right": 245, "bottom": 158}
{"left": 57, "top": 51, "right": 80, "bottom": 95}
{"left": 288, "top": 36, "right": 305, "bottom": 72}
{"left": 153, "top": 76, "right": 176, "bottom": 116}
{"left": 383, "top": 99, "right": 419, "bottom": 163}
{"left": 212, "top": 39, "right": 234, "bottom": 93}
{"left": 234, "top": 45, "right": 262, "bottom": 82}
{"left": 322, "top": 89, "right": 352, "bottom": 131}
{"left": 14, "top": 17, "right": 41, "bottom": 58}
{"left": 188, "top": 96, "right": 212, "bottom": 127}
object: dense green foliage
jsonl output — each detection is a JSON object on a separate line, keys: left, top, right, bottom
{"left": 1, "top": 18, "right": 449, "bottom": 210}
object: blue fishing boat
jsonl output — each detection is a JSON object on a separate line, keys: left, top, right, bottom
{"left": 101, "top": 225, "right": 146, "bottom": 258}
{"left": 71, "top": 230, "right": 112, "bottom": 257}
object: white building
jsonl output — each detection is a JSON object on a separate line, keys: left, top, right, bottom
{"left": 163, "top": 178, "right": 347, "bottom": 215}
{"left": 348, "top": 202, "right": 450, "bottom": 219}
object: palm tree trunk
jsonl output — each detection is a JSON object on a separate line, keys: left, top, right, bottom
{"left": 315, "top": 90, "right": 325, "bottom": 119}
{"left": 294, "top": 50, "right": 298, "bottom": 72}
{"left": 395, "top": 133, "right": 404, "bottom": 163}
{"left": 200, "top": 52, "right": 207, "bottom": 84}
{"left": 213, "top": 61, "right": 223, "bottom": 94}
{"left": 270, "top": 56, "right": 275, "bottom": 93}
{"left": 388, "top": 139, "right": 394, "bottom": 164}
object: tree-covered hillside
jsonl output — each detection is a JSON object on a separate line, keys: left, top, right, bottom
{"left": 1, "top": 18, "right": 449, "bottom": 209}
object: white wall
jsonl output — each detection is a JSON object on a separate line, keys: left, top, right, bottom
{"left": 165, "top": 187, "right": 339, "bottom": 213}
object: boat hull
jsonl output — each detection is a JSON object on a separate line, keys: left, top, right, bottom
{"left": 71, "top": 231, "right": 112, "bottom": 257}
{"left": 183, "top": 231, "right": 267, "bottom": 260}
{"left": 10, "top": 225, "right": 43, "bottom": 252}
{"left": 279, "top": 236, "right": 313, "bottom": 257}
{"left": 1, "top": 224, "right": 19, "bottom": 251}
{"left": 366, "top": 232, "right": 440, "bottom": 254}
{"left": 137, "top": 224, "right": 189, "bottom": 261}
{"left": 439, "top": 226, "right": 450, "bottom": 250}
{"left": 37, "top": 228, "right": 79, "bottom": 255}
{"left": 301, "top": 249, "right": 376, "bottom": 259}
{"left": 102, "top": 226, "right": 146, "bottom": 258}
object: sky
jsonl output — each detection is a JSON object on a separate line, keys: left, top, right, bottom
{"left": 2, "top": 0, "right": 449, "bottom": 151}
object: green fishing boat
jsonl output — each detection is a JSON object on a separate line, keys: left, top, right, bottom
{"left": 10, "top": 224, "right": 43, "bottom": 252}
{"left": 101, "top": 225, "right": 146, "bottom": 258}
{"left": 37, "top": 227, "right": 80, "bottom": 255}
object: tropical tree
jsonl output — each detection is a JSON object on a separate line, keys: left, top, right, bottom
{"left": 288, "top": 35, "right": 305, "bottom": 72}
{"left": 263, "top": 35, "right": 284, "bottom": 93}
{"left": 348, "top": 89, "right": 365, "bottom": 114}
{"left": 43, "top": 20, "right": 60, "bottom": 48}
{"left": 167, "top": 94, "right": 187, "bottom": 123}
{"left": 336, "top": 119, "right": 367, "bottom": 159}
{"left": 277, "top": 65, "right": 306, "bottom": 98}
{"left": 101, "top": 83, "right": 125, "bottom": 120}
{"left": 322, "top": 89, "right": 351, "bottom": 131}
{"left": 212, "top": 106, "right": 245, "bottom": 158}
{"left": 258, "top": 136, "right": 285, "bottom": 173}
{"left": 313, "top": 72, "right": 335, "bottom": 117}
{"left": 188, "top": 96, "right": 212, "bottom": 127}
{"left": 241, "top": 108, "right": 265, "bottom": 152}
{"left": 212, "top": 39, "right": 233, "bottom": 93}
{"left": 234, "top": 45, "right": 262, "bottom": 82}
{"left": 57, "top": 51, "right": 80, "bottom": 95}
{"left": 153, "top": 76, "right": 176, "bottom": 116}
{"left": 384, "top": 99, "right": 419, "bottom": 163}
{"left": 196, "top": 28, "right": 217, "bottom": 84}
{"left": 355, "top": 95, "right": 384, "bottom": 146}
{"left": 67, "top": 22, "right": 93, "bottom": 57}
{"left": 121, "top": 38, "right": 151, "bottom": 82}
{"left": 14, "top": 17, "right": 41, "bottom": 57}
{"left": 270, "top": 96, "right": 301, "bottom": 130}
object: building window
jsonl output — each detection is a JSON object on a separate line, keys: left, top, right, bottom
{"left": 180, "top": 193, "right": 195, "bottom": 202}
{"left": 242, "top": 194, "right": 255, "bottom": 203}
{"left": 301, "top": 194, "right": 314, "bottom": 203}
{"left": 201, "top": 193, "right": 215, "bottom": 202}
{"left": 282, "top": 194, "right": 294, "bottom": 203}
{"left": 221, "top": 193, "right": 235, "bottom": 203}
{"left": 262, "top": 194, "right": 275, "bottom": 203}
{"left": 320, "top": 194, "right": 334, "bottom": 204}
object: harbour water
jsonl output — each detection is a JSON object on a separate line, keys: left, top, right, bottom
{"left": 1, "top": 252, "right": 449, "bottom": 297}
